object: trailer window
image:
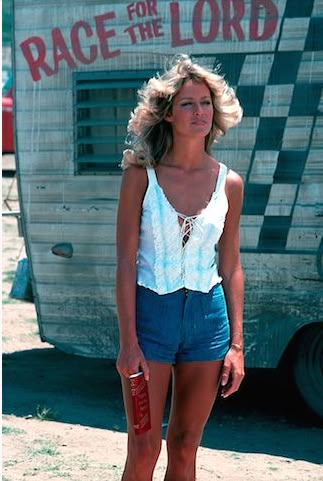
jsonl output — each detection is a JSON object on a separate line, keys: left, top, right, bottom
{"left": 73, "top": 71, "right": 151, "bottom": 174}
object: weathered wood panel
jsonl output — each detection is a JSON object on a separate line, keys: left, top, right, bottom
{"left": 13, "top": 0, "right": 323, "bottom": 366}
{"left": 27, "top": 202, "right": 118, "bottom": 224}
{"left": 20, "top": 176, "right": 121, "bottom": 202}
{"left": 18, "top": 153, "right": 75, "bottom": 175}
{"left": 15, "top": 111, "right": 74, "bottom": 133}
{"left": 297, "top": 51, "right": 323, "bottom": 83}
{"left": 260, "top": 85, "right": 294, "bottom": 117}
{"left": 17, "top": 130, "right": 74, "bottom": 153}
{"left": 36, "top": 283, "right": 117, "bottom": 304}
{"left": 312, "top": 118, "right": 323, "bottom": 148}
{"left": 39, "top": 302, "right": 117, "bottom": 320}
{"left": 282, "top": 117, "right": 315, "bottom": 150}
{"left": 29, "top": 241, "right": 117, "bottom": 262}
{"left": 32, "top": 261, "right": 116, "bottom": 282}
{"left": 218, "top": 118, "right": 259, "bottom": 151}
{"left": 39, "top": 319, "right": 120, "bottom": 358}
{"left": 241, "top": 253, "right": 322, "bottom": 283}
{"left": 28, "top": 223, "right": 116, "bottom": 243}
{"left": 287, "top": 229, "right": 322, "bottom": 250}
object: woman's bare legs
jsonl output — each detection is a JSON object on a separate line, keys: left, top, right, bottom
{"left": 164, "top": 360, "right": 223, "bottom": 481}
{"left": 120, "top": 361, "right": 172, "bottom": 481}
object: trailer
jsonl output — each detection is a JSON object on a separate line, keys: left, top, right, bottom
{"left": 12, "top": 0, "right": 323, "bottom": 417}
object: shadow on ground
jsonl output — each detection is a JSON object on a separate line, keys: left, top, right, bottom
{"left": 3, "top": 347, "right": 323, "bottom": 465}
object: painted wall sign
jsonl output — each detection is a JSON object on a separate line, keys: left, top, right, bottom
{"left": 19, "top": 0, "right": 279, "bottom": 82}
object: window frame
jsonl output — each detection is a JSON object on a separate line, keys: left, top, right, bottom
{"left": 73, "top": 70, "right": 154, "bottom": 175}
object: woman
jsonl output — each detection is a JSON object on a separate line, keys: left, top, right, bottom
{"left": 116, "top": 54, "right": 244, "bottom": 481}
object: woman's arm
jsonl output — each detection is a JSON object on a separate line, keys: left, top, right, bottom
{"left": 115, "top": 165, "right": 150, "bottom": 380}
{"left": 218, "top": 168, "right": 245, "bottom": 398}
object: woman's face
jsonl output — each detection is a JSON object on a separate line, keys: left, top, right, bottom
{"left": 165, "top": 79, "right": 214, "bottom": 139}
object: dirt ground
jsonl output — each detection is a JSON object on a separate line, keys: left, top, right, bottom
{"left": 2, "top": 154, "right": 323, "bottom": 481}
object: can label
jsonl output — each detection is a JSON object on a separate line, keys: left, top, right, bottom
{"left": 129, "top": 371, "right": 151, "bottom": 435}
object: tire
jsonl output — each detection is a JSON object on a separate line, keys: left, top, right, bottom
{"left": 293, "top": 324, "right": 323, "bottom": 420}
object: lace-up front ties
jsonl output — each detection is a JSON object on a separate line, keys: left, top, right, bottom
{"left": 177, "top": 212, "right": 202, "bottom": 281}
{"left": 178, "top": 213, "right": 197, "bottom": 247}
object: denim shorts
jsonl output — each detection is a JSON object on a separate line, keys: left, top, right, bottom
{"left": 135, "top": 283, "right": 230, "bottom": 364}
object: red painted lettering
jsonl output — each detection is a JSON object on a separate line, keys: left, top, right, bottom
{"left": 124, "top": 24, "right": 138, "bottom": 44}
{"left": 71, "top": 21, "right": 98, "bottom": 64}
{"left": 127, "top": 0, "right": 157, "bottom": 20}
{"left": 151, "top": 17, "right": 164, "bottom": 38}
{"left": 124, "top": 24, "right": 137, "bottom": 44}
{"left": 222, "top": 0, "right": 245, "bottom": 41}
{"left": 136, "top": 2, "right": 147, "bottom": 17}
{"left": 170, "top": 2, "right": 193, "bottom": 47}
{"left": 19, "top": 36, "right": 54, "bottom": 82}
{"left": 20, "top": 2, "right": 280, "bottom": 83}
{"left": 127, "top": 3, "right": 137, "bottom": 20}
{"left": 95, "top": 12, "right": 120, "bottom": 59}
{"left": 249, "top": 0, "right": 278, "bottom": 40}
{"left": 147, "top": 0, "right": 158, "bottom": 16}
{"left": 52, "top": 28, "right": 77, "bottom": 74}
{"left": 193, "top": 0, "right": 220, "bottom": 43}
{"left": 124, "top": 18, "right": 164, "bottom": 44}
{"left": 138, "top": 21, "right": 154, "bottom": 40}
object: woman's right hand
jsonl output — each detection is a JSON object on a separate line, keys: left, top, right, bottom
{"left": 116, "top": 342, "right": 150, "bottom": 381}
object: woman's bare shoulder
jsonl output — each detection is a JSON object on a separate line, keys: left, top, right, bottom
{"left": 121, "top": 164, "right": 148, "bottom": 195}
{"left": 122, "top": 164, "right": 148, "bottom": 180}
{"left": 226, "top": 167, "right": 243, "bottom": 188}
{"left": 118, "top": 165, "right": 148, "bottom": 226}
{"left": 211, "top": 158, "right": 243, "bottom": 190}
{"left": 224, "top": 167, "right": 244, "bottom": 205}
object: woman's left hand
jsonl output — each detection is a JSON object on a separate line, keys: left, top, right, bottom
{"left": 220, "top": 347, "right": 245, "bottom": 398}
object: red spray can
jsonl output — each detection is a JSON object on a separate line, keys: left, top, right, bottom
{"left": 129, "top": 371, "right": 151, "bottom": 435}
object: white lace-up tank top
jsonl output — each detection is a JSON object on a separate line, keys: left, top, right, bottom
{"left": 136, "top": 162, "right": 229, "bottom": 294}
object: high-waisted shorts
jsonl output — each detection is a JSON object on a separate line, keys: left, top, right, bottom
{"left": 136, "top": 283, "right": 230, "bottom": 364}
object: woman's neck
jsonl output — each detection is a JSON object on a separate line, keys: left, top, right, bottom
{"left": 162, "top": 140, "right": 208, "bottom": 171}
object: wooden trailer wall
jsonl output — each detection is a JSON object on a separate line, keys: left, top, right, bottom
{"left": 13, "top": 0, "right": 323, "bottom": 364}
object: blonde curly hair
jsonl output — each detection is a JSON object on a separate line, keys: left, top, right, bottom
{"left": 121, "top": 54, "right": 242, "bottom": 169}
